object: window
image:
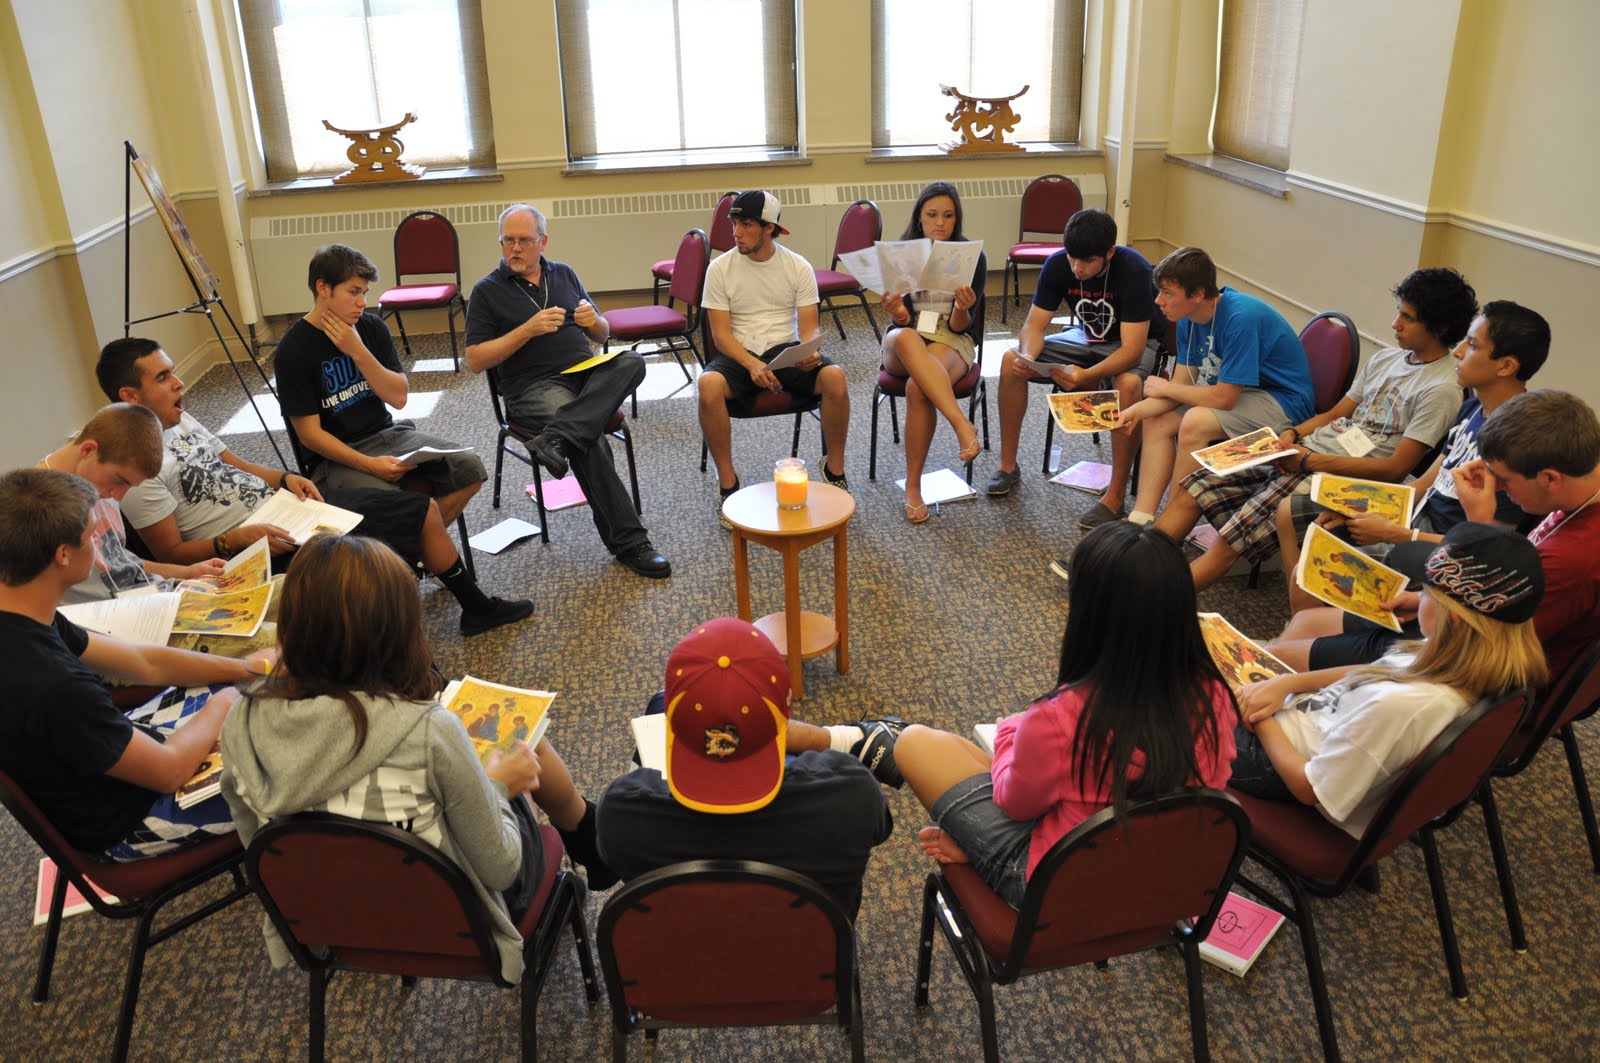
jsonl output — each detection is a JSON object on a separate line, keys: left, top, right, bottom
{"left": 871, "top": 0, "right": 1085, "bottom": 148}
{"left": 1213, "top": 0, "right": 1305, "bottom": 172}
{"left": 238, "top": 0, "right": 494, "bottom": 182}
{"left": 555, "top": 0, "right": 798, "bottom": 163}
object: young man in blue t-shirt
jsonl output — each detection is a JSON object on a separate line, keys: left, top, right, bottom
{"left": 986, "top": 209, "right": 1160, "bottom": 528}
{"left": 1115, "top": 246, "right": 1314, "bottom": 541}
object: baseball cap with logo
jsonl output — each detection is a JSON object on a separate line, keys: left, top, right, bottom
{"left": 1391, "top": 522, "right": 1544, "bottom": 624}
{"left": 664, "top": 618, "right": 792, "bottom": 813}
{"left": 728, "top": 190, "right": 790, "bottom": 236}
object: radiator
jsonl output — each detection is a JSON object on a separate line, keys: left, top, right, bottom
{"left": 245, "top": 173, "right": 1107, "bottom": 316}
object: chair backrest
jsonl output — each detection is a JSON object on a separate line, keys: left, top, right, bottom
{"left": 999, "top": 789, "right": 1249, "bottom": 976}
{"left": 1499, "top": 640, "right": 1600, "bottom": 775}
{"left": 277, "top": 412, "right": 316, "bottom": 478}
{"left": 710, "top": 192, "right": 737, "bottom": 254}
{"left": 392, "top": 211, "right": 462, "bottom": 283}
{"left": 246, "top": 812, "right": 509, "bottom": 983}
{"left": 1017, "top": 174, "right": 1083, "bottom": 242}
{"left": 1347, "top": 689, "right": 1531, "bottom": 874}
{"left": 666, "top": 227, "right": 710, "bottom": 309}
{"left": 831, "top": 200, "right": 882, "bottom": 265}
{"left": 597, "top": 860, "right": 857, "bottom": 1028}
{"left": 1299, "top": 310, "right": 1360, "bottom": 415}
{"left": 0, "top": 769, "right": 127, "bottom": 917}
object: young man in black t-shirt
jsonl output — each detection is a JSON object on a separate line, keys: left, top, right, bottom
{"left": 0, "top": 469, "right": 267, "bottom": 859}
{"left": 987, "top": 209, "right": 1160, "bottom": 528}
{"left": 274, "top": 244, "right": 487, "bottom": 529}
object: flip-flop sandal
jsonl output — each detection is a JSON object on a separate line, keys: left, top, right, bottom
{"left": 904, "top": 502, "right": 930, "bottom": 523}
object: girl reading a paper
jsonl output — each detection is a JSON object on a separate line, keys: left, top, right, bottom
{"left": 1228, "top": 523, "right": 1546, "bottom": 838}
{"left": 892, "top": 522, "right": 1237, "bottom": 907}
{"left": 881, "top": 182, "right": 987, "bottom": 523}
{"left": 220, "top": 534, "right": 613, "bottom": 982}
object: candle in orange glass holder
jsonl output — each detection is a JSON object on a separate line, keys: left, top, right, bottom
{"left": 774, "top": 457, "right": 809, "bottom": 509}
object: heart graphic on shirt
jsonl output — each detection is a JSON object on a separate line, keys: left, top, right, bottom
{"left": 1074, "top": 297, "right": 1117, "bottom": 341}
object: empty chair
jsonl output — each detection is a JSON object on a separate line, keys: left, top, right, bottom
{"left": 814, "top": 199, "right": 883, "bottom": 342}
{"left": 652, "top": 191, "right": 734, "bottom": 307}
{"left": 377, "top": 211, "right": 467, "bottom": 371}
{"left": 607, "top": 228, "right": 710, "bottom": 387}
{"left": 1001, "top": 175, "right": 1082, "bottom": 322}
{"left": 598, "top": 860, "right": 864, "bottom": 1062}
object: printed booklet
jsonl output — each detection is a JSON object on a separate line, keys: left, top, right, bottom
{"left": 1047, "top": 391, "right": 1121, "bottom": 433}
{"left": 441, "top": 677, "right": 556, "bottom": 765}
{"left": 1294, "top": 523, "right": 1408, "bottom": 632}
{"left": 1309, "top": 473, "right": 1414, "bottom": 527}
{"left": 1199, "top": 890, "right": 1286, "bottom": 976}
{"left": 1193, "top": 427, "right": 1287, "bottom": 477}
{"left": 1196, "top": 613, "right": 1295, "bottom": 687}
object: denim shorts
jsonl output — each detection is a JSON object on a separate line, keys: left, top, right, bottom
{"left": 929, "top": 773, "right": 1035, "bottom": 908}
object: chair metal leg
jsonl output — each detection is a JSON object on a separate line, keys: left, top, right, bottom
{"left": 446, "top": 304, "right": 461, "bottom": 372}
{"left": 393, "top": 310, "right": 412, "bottom": 357}
{"left": 618, "top": 427, "right": 642, "bottom": 514}
{"left": 700, "top": 438, "right": 709, "bottom": 474}
{"left": 528, "top": 467, "right": 551, "bottom": 544}
{"left": 890, "top": 393, "right": 901, "bottom": 444}
{"left": 1041, "top": 400, "right": 1057, "bottom": 475}
{"left": 1418, "top": 829, "right": 1469, "bottom": 999}
{"left": 1000, "top": 263, "right": 1012, "bottom": 324}
{"left": 31, "top": 866, "right": 68, "bottom": 1002}
{"left": 612, "top": 1026, "right": 628, "bottom": 1063}
{"left": 1478, "top": 782, "right": 1528, "bottom": 951}
{"left": 791, "top": 412, "right": 803, "bottom": 457}
{"left": 1247, "top": 561, "right": 1263, "bottom": 589}
{"left": 110, "top": 905, "right": 163, "bottom": 1063}
{"left": 454, "top": 514, "right": 475, "bottom": 580}
{"left": 493, "top": 434, "right": 506, "bottom": 508}
{"left": 309, "top": 965, "right": 327, "bottom": 1063}
{"left": 915, "top": 875, "right": 938, "bottom": 1007}
{"left": 828, "top": 299, "right": 847, "bottom": 341}
{"left": 849, "top": 974, "right": 866, "bottom": 1062}
{"left": 1559, "top": 723, "right": 1600, "bottom": 872}
{"left": 869, "top": 386, "right": 882, "bottom": 481}
{"left": 1181, "top": 937, "right": 1212, "bottom": 1063}
{"left": 1255, "top": 870, "right": 1342, "bottom": 1063}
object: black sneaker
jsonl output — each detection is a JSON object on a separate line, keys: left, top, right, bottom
{"left": 528, "top": 431, "right": 569, "bottom": 480}
{"left": 460, "top": 596, "right": 535, "bottom": 636}
{"left": 1048, "top": 559, "right": 1070, "bottom": 583}
{"left": 819, "top": 459, "right": 849, "bottom": 492}
{"left": 985, "top": 468, "right": 1021, "bottom": 496}
{"left": 850, "top": 717, "right": 906, "bottom": 788}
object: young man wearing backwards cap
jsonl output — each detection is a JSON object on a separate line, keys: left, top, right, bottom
{"left": 595, "top": 618, "right": 896, "bottom": 916}
{"left": 698, "top": 190, "right": 852, "bottom": 519}
{"left": 1228, "top": 521, "right": 1548, "bottom": 838}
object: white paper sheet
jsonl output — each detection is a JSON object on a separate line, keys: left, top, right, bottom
{"left": 894, "top": 468, "right": 977, "bottom": 505}
{"left": 632, "top": 713, "right": 668, "bottom": 773}
{"left": 763, "top": 334, "right": 825, "bottom": 372}
{"left": 837, "top": 239, "right": 984, "bottom": 295}
{"left": 61, "top": 592, "right": 182, "bottom": 646}
{"left": 391, "top": 444, "right": 472, "bottom": 464}
{"left": 249, "top": 489, "right": 364, "bottom": 543}
{"left": 468, "top": 518, "right": 542, "bottom": 554}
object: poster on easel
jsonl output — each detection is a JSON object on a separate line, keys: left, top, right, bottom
{"left": 129, "top": 150, "right": 222, "bottom": 299}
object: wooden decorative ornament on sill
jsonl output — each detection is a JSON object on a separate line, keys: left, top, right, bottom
{"left": 322, "top": 113, "right": 426, "bottom": 184}
{"left": 940, "top": 84, "right": 1028, "bottom": 155}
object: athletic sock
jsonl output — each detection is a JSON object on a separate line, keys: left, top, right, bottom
{"left": 825, "top": 725, "right": 866, "bottom": 753}
{"left": 1128, "top": 510, "right": 1155, "bottom": 526}
{"left": 436, "top": 559, "right": 492, "bottom": 612}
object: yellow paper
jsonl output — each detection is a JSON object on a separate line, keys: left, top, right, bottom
{"left": 1310, "top": 473, "right": 1415, "bottom": 527}
{"left": 1196, "top": 612, "right": 1296, "bottom": 687}
{"left": 171, "top": 582, "right": 274, "bottom": 638}
{"left": 562, "top": 348, "right": 623, "bottom": 375}
{"left": 1047, "top": 390, "right": 1120, "bottom": 433}
{"left": 1294, "top": 524, "right": 1408, "bottom": 632}
{"left": 445, "top": 677, "right": 556, "bottom": 764}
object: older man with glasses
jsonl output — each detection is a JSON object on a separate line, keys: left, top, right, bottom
{"left": 464, "top": 203, "right": 670, "bottom": 578}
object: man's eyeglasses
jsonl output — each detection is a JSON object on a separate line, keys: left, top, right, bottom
{"left": 499, "top": 235, "right": 543, "bottom": 248}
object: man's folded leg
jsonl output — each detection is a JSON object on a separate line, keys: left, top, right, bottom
{"left": 570, "top": 435, "right": 671, "bottom": 579}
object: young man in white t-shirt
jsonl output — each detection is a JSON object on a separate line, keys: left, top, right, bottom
{"left": 698, "top": 190, "right": 850, "bottom": 509}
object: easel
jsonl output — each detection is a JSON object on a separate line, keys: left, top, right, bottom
{"left": 123, "top": 140, "right": 288, "bottom": 467}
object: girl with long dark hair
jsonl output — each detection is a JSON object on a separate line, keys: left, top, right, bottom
{"left": 893, "top": 522, "right": 1237, "bottom": 906}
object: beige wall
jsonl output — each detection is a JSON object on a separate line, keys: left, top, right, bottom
{"left": 4, "top": 0, "right": 1597, "bottom": 467}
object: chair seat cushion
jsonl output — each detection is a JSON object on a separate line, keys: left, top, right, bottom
{"left": 608, "top": 305, "right": 688, "bottom": 336}
{"left": 941, "top": 863, "right": 1019, "bottom": 963}
{"left": 75, "top": 833, "right": 242, "bottom": 901}
{"left": 877, "top": 361, "right": 980, "bottom": 399}
{"left": 876, "top": 368, "right": 909, "bottom": 396}
{"left": 652, "top": 259, "right": 675, "bottom": 279}
{"left": 1007, "top": 243, "right": 1058, "bottom": 264}
{"left": 737, "top": 389, "right": 819, "bottom": 419}
{"left": 1228, "top": 787, "right": 1359, "bottom": 884}
{"left": 379, "top": 284, "right": 459, "bottom": 308}
{"left": 815, "top": 269, "right": 863, "bottom": 295}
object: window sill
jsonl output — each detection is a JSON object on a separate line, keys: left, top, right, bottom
{"left": 866, "top": 142, "right": 1097, "bottom": 163}
{"left": 1163, "top": 153, "right": 1288, "bottom": 198}
{"left": 562, "top": 149, "right": 811, "bottom": 177}
{"left": 246, "top": 166, "right": 504, "bottom": 199}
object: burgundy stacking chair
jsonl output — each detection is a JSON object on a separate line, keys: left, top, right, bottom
{"left": 1246, "top": 309, "right": 1360, "bottom": 588}
{"left": 1228, "top": 689, "right": 1532, "bottom": 1063}
{"left": 246, "top": 812, "right": 598, "bottom": 1063}
{"left": 598, "top": 860, "right": 864, "bottom": 1062}
{"left": 868, "top": 294, "right": 989, "bottom": 483}
{"left": 916, "top": 789, "right": 1250, "bottom": 1063}
{"left": 484, "top": 365, "right": 640, "bottom": 545}
{"left": 696, "top": 314, "right": 824, "bottom": 474}
{"left": 815, "top": 199, "right": 883, "bottom": 342}
{"left": 607, "top": 228, "right": 710, "bottom": 388}
{"left": 1475, "top": 639, "right": 1600, "bottom": 951}
{"left": 0, "top": 769, "right": 251, "bottom": 1063}
{"left": 652, "top": 192, "right": 734, "bottom": 307}
{"left": 1000, "top": 175, "right": 1081, "bottom": 322}
{"left": 377, "top": 211, "right": 467, "bottom": 371}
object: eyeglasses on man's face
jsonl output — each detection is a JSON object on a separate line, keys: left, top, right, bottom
{"left": 499, "top": 235, "right": 543, "bottom": 248}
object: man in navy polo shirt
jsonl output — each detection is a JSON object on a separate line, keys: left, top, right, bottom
{"left": 464, "top": 204, "right": 670, "bottom": 578}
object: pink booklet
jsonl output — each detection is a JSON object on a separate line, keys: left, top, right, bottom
{"left": 34, "top": 857, "right": 116, "bottom": 925}
{"left": 1198, "top": 890, "right": 1285, "bottom": 975}
{"left": 1049, "top": 460, "right": 1112, "bottom": 494}
{"left": 526, "top": 475, "right": 588, "bottom": 511}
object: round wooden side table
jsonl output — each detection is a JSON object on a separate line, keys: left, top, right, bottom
{"left": 721, "top": 481, "right": 855, "bottom": 700}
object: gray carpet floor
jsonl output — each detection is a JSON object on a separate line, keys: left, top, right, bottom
{"left": 4, "top": 308, "right": 1599, "bottom": 1061}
